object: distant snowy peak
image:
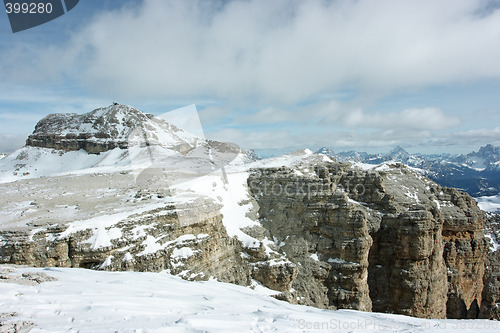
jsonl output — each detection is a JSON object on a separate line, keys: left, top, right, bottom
{"left": 26, "top": 104, "right": 199, "bottom": 154}
{"left": 246, "top": 149, "right": 260, "bottom": 160}
{"left": 0, "top": 153, "right": 7, "bottom": 160}
{"left": 315, "top": 144, "right": 500, "bottom": 197}
{"left": 316, "top": 147, "right": 335, "bottom": 157}
{"left": 477, "top": 144, "right": 500, "bottom": 157}
{"left": 386, "top": 145, "right": 410, "bottom": 160}
{"left": 462, "top": 144, "right": 500, "bottom": 170}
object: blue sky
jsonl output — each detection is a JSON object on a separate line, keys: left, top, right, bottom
{"left": 1, "top": 0, "right": 500, "bottom": 154}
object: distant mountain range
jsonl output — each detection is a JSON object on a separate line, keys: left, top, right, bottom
{"left": 316, "top": 144, "right": 500, "bottom": 197}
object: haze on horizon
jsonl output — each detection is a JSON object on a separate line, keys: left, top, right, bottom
{"left": 1, "top": 0, "right": 500, "bottom": 155}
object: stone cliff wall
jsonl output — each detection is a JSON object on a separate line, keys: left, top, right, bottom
{"left": 441, "top": 188, "right": 488, "bottom": 318}
{"left": 248, "top": 165, "right": 372, "bottom": 311}
{"left": 248, "top": 161, "right": 488, "bottom": 319}
{"left": 26, "top": 133, "right": 129, "bottom": 154}
{"left": 480, "top": 213, "right": 500, "bottom": 319}
{"left": 0, "top": 203, "right": 252, "bottom": 285}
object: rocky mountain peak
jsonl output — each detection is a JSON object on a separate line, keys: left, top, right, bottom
{"left": 26, "top": 104, "right": 194, "bottom": 154}
{"left": 476, "top": 144, "right": 500, "bottom": 159}
{"left": 387, "top": 145, "right": 409, "bottom": 159}
{"left": 246, "top": 149, "right": 260, "bottom": 160}
{"left": 317, "top": 147, "right": 335, "bottom": 156}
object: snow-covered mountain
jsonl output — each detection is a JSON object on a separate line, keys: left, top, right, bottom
{"left": 316, "top": 145, "right": 500, "bottom": 197}
{"left": 2, "top": 105, "right": 500, "bottom": 323}
{"left": 246, "top": 149, "right": 261, "bottom": 160}
{"left": 0, "top": 104, "right": 249, "bottom": 183}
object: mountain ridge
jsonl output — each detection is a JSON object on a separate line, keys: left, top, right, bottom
{"left": 314, "top": 145, "right": 500, "bottom": 197}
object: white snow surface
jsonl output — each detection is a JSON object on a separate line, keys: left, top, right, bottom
{"left": 485, "top": 233, "right": 500, "bottom": 252}
{"left": 475, "top": 194, "right": 500, "bottom": 213}
{"left": 1, "top": 265, "right": 497, "bottom": 333}
{"left": 353, "top": 161, "right": 426, "bottom": 175}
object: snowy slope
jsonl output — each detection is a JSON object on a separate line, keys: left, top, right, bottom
{"left": 476, "top": 194, "right": 500, "bottom": 213}
{"left": 1, "top": 265, "right": 498, "bottom": 333}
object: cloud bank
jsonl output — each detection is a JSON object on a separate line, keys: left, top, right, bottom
{"left": 3, "top": 0, "right": 500, "bottom": 103}
{"left": 2, "top": 0, "right": 499, "bottom": 153}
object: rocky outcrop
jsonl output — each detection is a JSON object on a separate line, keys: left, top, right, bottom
{"left": 442, "top": 188, "right": 488, "bottom": 318}
{"left": 479, "top": 213, "right": 500, "bottom": 319}
{"left": 248, "top": 161, "right": 489, "bottom": 319}
{"left": 26, "top": 105, "right": 153, "bottom": 154}
{"left": 0, "top": 199, "right": 252, "bottom": 285}
{"left": 0, "top": 157, "right": 491, "bottom": 319}
{"left": 25, "top": 104, "right": 241, "bottom": 158}
{"left": 248, "top": 164, "right": 372, "bottom": 311}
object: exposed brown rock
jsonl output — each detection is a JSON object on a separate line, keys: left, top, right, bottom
{"left": 479, "top": 213, "right": 500, "bottom": 319}
{"left": 248, "top": 161, "right": 488, "bottom": 319}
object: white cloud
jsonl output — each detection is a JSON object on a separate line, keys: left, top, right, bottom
{"left": 343, "top": 107, "right": 461, "bottom": 130}
{"left": 2, "top": 0, "right": 500, "bottom": 103}
{"left": 0, "top": 133, "right": 27, "bottom": 153}
{"left": 1, "top": 0, "right": 498, "bottom": 154}
{"left": 428, "top": 127, "right": 500, "bottom": 147}
{"left": 242, "top": 107, "right": 294, "bottom": 124}
{"left": 206, "top": 128, "right": 292, "bottom": 149}
{"left": 207, "top": 122, "right": 500, "bottom": 154}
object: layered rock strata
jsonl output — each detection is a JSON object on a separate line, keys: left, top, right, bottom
{"left": 248, "top": 162, "right": 488, "bottom": 319}
{"left": 479, "top": 213, "right": 500, "bottom": 319}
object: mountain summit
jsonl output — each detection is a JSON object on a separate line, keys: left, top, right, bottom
{"left": 0, "top": 104, "right": 246, "bottom": 183}
{"left": 26, "top": 104, "right": 199, "bottom": 154}
{"left": 387, "top": 145, "right": 410, "bottom": 160}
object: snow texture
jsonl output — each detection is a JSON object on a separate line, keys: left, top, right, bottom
{"left": 1, "top": 265, "right": 498, "bottom": 332}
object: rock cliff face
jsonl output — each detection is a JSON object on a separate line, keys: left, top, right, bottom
{"left": 480, "top": 213, "right": 500, "bottom": 319}
{"left": 0, "top": 198, "right": 250, "bottom": 284}
{"left": 248, "top": 161, "right": 488, "bottom": 319}
{"left": 26, "top": 105, "right": 158, "bottom": 154}
{"left": 0, "top": 153, "right": 492, "bottom": 319}
{"left": 247, "top": 164, "right": 372, "bottom": 311}
{"left": 24, "top": 104, "right": 240, "bottom": 158}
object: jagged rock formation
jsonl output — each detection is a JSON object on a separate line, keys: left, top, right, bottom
{"left": 316, "top": 144, "right": 500, "bottom": 197}
{"left": 247, "top": 164, "right": 373, "bottom": 311}
{"left": 442, "top": 188, "right": 487, "bottom": 318}
{"left": 248, "top": 162, "right": 488, "bottom": 319}
{"left": 480, "top": 213, "right": 500, "bottom": 319}
{"left": 1, "top": 104, "right": 245, "bottom": 184}
{"left": 26, "top": 105, "right": 159, "bottom": 153}
{"left": 0, "top": 153, "right": 492, "bottom": 319}
{"left": 0, "top": 197, "right": 251, "bottom": 284}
